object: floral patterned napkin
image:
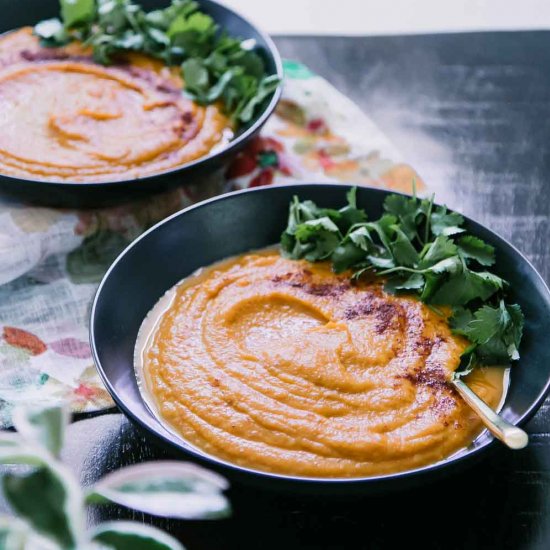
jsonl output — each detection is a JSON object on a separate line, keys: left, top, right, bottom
{"left": 0, "top": 60, "right": 423, "bottom": 426}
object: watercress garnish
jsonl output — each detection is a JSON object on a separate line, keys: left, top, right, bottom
{"left": 280, "top": 187, "right": 524, "bottom": 371}
{"left": 33, "top": 0, "right": 280, "bottom": 123}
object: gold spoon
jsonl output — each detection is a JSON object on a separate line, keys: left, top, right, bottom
{"left": 452, "top": 378, "right": 528, "bottom": 450}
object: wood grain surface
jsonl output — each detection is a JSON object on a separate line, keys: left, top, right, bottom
{"left": 3, "top": 32, "right": 550, "bottom": 550}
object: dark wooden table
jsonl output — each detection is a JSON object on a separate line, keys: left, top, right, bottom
{"left": 16, "top": 32, "right": 550, "bottom": 549}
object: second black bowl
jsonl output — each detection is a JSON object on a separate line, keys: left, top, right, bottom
{"left": 0, "top": 0, "right": 282, "bottom": 207}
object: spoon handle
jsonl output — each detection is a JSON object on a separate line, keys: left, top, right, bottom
{"left": 452, "top": 378, "right": 528, "bottom": 450}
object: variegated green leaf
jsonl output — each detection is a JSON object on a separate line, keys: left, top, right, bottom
{"left": 12, "top": 405, "right": 68, "bottom": 457}
{"left": 87, "top": 461, "right": 230, "bottom": 520}
{"left": 0, "top": 435, "right": 49, "bottom": 468}
{"left": 2, "top": 464, "right": 83, "bottom": 549}
{"left": 0, "top": 517, "right": 59, "bottom": 550}
{"left": 0, "top": 516, "right": 27, "bottom": 550}
{"left": 90, "top": 521, "right": 185, "bottom": 550}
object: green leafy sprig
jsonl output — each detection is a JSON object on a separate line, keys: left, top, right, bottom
{"left": 0, "top": 404, "right": 231, "bottom": 549}
{"left": 280, "top": 187, "right": 524, "bottom": 372}
{"left": 34, "top": 0, "right": 280, "bottom": 123}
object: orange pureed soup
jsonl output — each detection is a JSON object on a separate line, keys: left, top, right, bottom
{"left": 136, "top": 248, "right": 507, "bottom": 478}
{"left": 0, "top": 28, "right": 232, "bottom": 182}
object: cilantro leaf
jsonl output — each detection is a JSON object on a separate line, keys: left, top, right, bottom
{"left": 417, "top": 256, "right": 462, "bottom": 302}
{"left": 420, "top": 235, "right": 458, "bottom": 268}
{"left": 449, "top": 307, "right": 474, "bottom": 333}
{"left": 451, "top": 301, "right": 524, "bottom": 363}
{"left": 281, "top": 199, "right": 342, "bottom": 261}
{"left": 331, "top": 242, "right": 365, "bottom": 273}
{"left": 292, "top": 221, "right": 340, "bottom": 261}
{"left": 389, "top": 226, "right": 419, "bottom": 267}
{"left": 168, "top": 11, "right": 215, "bottom": 37}
{"left": 297, "top": 217, "right": 340, "bottom": 235}
{"left": 385, "top": 273, "right": 424, "bottom": 293}
{"left": 452, "top": 350, "right": 476, "bottom": 379}
{"left": 430, "top": 205, "right": 465, "bottom": 236}
{"left": 420, "top": 271, "right": 443, "bottom": 302}
{"left": 182, "top": 58, "right": 209, "bottom": 94}
{"left": 367, "top": 253, "right": 395, "bottom": 270}
{"left": 426, "top": 256, "right": 462, "bottom": 275}
{"left": 383, "top": 194, "right": 422, "bottom": 241}
{"left": 457, "top": 235, "right": 495, "bottom": 266}
{"left": 365, "top": 215, "right": 397, "bottom": 252}
{"left": 61, "top": 0, "right": 95, "bottom": 28}
{"left": 337, "top": 187, "right": 368, "bottom": 230}
{"left": 505, "top": 303, "right": 525, "bottom": 360}
{"left": 236, "top": 75, "right": 281, "bottom": 123}
{"left": 347, "top": 225, "right": 372, "bottom": 252}
{"left": 429, "top": 266, "right": 501, "bottom": 306}
{"left": 145, "top": 0, "right": 198, "bottom": 30}
{"left": 462, "top": 304, "right": 507, "bottom": 344}
{"left": 34, "top": 18, "right": 70, "bottom": 46}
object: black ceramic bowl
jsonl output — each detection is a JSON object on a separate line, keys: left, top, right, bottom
{"left": 91, "top": 184, "right": 550, "bottom": 494}
{"left": 0, "top": 0, "right": 282, "bottom": 207}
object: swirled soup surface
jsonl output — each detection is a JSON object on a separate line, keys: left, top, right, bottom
{"left": 139, "top": 249, "right": 505, "bottom": 478}
{"left": 0, "top": 28, "right": 232, "bottom": 182}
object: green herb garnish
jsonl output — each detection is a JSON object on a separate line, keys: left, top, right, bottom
{"left": 33, "top": 0, "right": 280, "bottom": 123}
{"left": 280, "top": 187, "right": 524, "bottom": 372}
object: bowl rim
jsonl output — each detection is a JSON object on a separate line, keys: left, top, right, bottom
{"left": 90, "top": 183, "right": 550, "bottom": 485}
{"left": 0, "top": 0, "right": 284, "bottom": 189}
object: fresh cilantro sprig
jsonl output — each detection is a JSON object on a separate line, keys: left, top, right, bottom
{"left": 33, "top": 0, "right": 280, "bottom": 123}
{"left": 280, "top": 188, "right": 524, "bottom": 371}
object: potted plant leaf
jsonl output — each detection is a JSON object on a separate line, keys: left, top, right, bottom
{"left": 0, "top": 405, "right": 231, "bottom": 549}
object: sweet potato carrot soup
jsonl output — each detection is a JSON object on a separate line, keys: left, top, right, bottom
{"left": 0, "top": 28, "right": 231, "bottom": 182}
{"left": 136, "top": 249, "right": 506, "bottom": 478}
{"left": 136, "top": 188, "right": 524, "bottom": 478}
